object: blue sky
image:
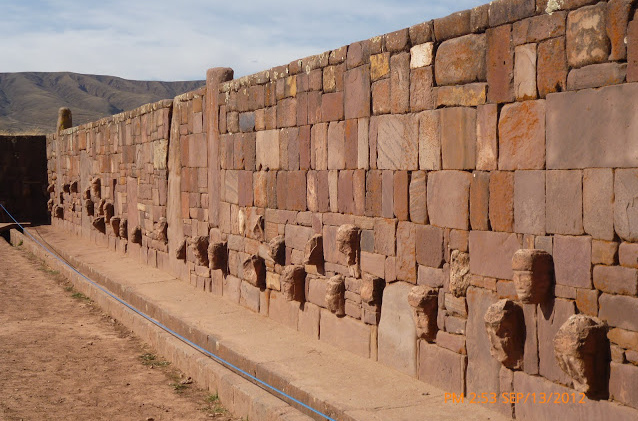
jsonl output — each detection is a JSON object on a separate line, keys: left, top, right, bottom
{"left": 1, "top": 0, "right": 485, "bottom": 81}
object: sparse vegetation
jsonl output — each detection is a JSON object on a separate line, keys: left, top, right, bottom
{"left": 139, "top": 352, "right": 170, "bottom": 367}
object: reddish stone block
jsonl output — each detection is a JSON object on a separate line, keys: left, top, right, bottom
{"left": 409, "top": 21, "right": 434, "bottom": 45}
{"left": 514, "top": 170, "right": 546, "bottom": 235}
{"left": 276, "top": 172, "right": 289, "bottom": 211}
{"left": 566, "top": 62, "right": 627, "bottom": 91}
{"left": 344, "top": 119, "right": 358, "bottom": 170}
{"left": 372, "top": 79, "right": 391, "bottom": 115}
{"left": 307, "top": 91, "right": 322, "bottom": 125}
{"left": 628, "top": 18, "right": 638, "bottom": 82}
{"left": 382, "top": 170, "right": 394, "bottom": 219}
{"left": 396, "top": 221, "right": 417, "bottom": 283}
{"left": 419, "top": 341, "right": 467, "bottom": 395}
{"left": 255, "top": 129, "right": 280, "bottom": 171}
{"left": 328, "top": 170, "right": 338, "bottom": 212}
{"left": 610, "top": 361, "right": 638, "bottom": 409}
{"left": 296, "top": 91, "right": 308, "bottom": 126}
{"left": 594, "top": 265, "right": 638, "bottom": 295}
{"left": 410, "top": 66, "right": 435, "bottom": 112}
{"left": 385, "top": 28, "right": 409, "bottom": 52}
{"left": 476, "top": 104, "right": 497, "bottom": 171}
{"left": 433, "top": 9, "right": 471, "bottom": 41}
{"left": 616, "top": 169, "right": 638, "bottom": 242}
{"left": 393, "top": 171, "right": 409, "bottom": 221}
{"left": 276, "top": 98, "right": 297, "bottom": 128}
{"left": 620, "top": 242, "right": 638, "bottom": 268}
{"left": 375, "top": 114, "right": 419, "bottom": 170}
{"left": 418, "top": 110, "right": 440, "bottom": 171}
{"left": 546, "top": 170, "right": 583, "bottom": 235}
{"left": 514, "top": 44, "right": 537, "bottom": 101}
{"left": 427, "top": 171, "right": 471, "bottom": 230}
{"left": 469, "top": 231, "right": 522, "bottom": 280}
{"left": 327, "top": 121, "right": 345, "bottom": 170}
{"left": 347, "top": 40, "right": 370, "bottom": 69}
{"left": 409, "top": 171, "right": 427, "bottom": 224}
{"left": 470, "top": 171, "right": 490, "bottom": 231}
{"left": 361, "top": 251, "right": 385, "bottom": 278}
{"left": 370, "top": 52, "right": 390, "bottom": 81}
{"left": 310, "top": 123, "right": 328, "bottom": 170}
{"left": 374, "top": 218, "right": 396, "bottom": 256}
{"left": 238, "top": 171, "right": 253, "bottom": 207}
{"left": 344, "top": 65, "right": 371, "bottom": 120}
{"left": 583, "top": 168, "right": 614, "bottom": 241}
{"left": 607, "top": 0, "right": 633, "bottom": 60}
{"left": 600, "top": 293, "right": 638, "bottom": 332}
{"left": 391, "top": 52, "right": 410, "bottom": 114}
{"left": 566, "top": 3, "right": 610, "bottom": 69}
{"left": 435, "top": 34, "right": 487, "bottom": 86}
{"left": 537, "top": 37, "right": 568, "bottom": 98}
{"left": 337, "top": 170, "right": 354, "bottom": 215}
{"left": 554, "top": 235, "right": 592, "bottom": 288}
{"left": 489, "top": 0, "right": 535, "bottom": 26}
{"left": 287, "top": 171, "right": 307, "bottom": 212}
{"left": 365, "top": 170, "right": 382, "bottom": 217}
{"left": 321, "top": 92, "right": 344, "bottom": 122}
{"left": 512, "top": 11, "right": 567, "bottom": 45}
{"left": 486, "top": 24, "right": 514, "bottom": 104}
{"left": 498, "top": 100, "right": 545, "bottom": 170}
{"left": 440, "top": 107, "right": 476, "bottom": 170}
{"left": 592, "top": 240, "right": 619, "bottom": 265}
{"left": 353, "top": 169, "right": 366, "bottom": 216}
{"left": 416, "top": 225, "right": 444, "bottom": 268}
{"left": 489, "top": 171, "right": 514, "bottom": 232}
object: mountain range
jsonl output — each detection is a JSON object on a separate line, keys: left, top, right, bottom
{"left": 0, "top": 72, "right": 205, "bottom": 134}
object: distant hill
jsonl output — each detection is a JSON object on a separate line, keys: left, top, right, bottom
{"left": 0, "top": 72, "right": 205, "bottom": 134}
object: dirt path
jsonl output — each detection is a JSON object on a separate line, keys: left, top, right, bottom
{"left": 0, "top": 237, "right": 243, "bottom": 421}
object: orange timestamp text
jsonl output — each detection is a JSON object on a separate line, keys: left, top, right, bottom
{"left": 444, "top": 392, "right": 586, "bottom": 404}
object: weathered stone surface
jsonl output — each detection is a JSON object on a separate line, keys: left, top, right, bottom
{"left": 619, "top": 242, "right": 638, "bottom": 268}
{"left": 119, "top": 218, "right": 128, "bottom": 241}
{"left": 553, "top": 235, "right": 592, "bottom": 289}
{"left": 449, "top": 250, "right": 470, "bottom": 297}
{"left": 410, "top": 43, "right": 434, "bottom": 68}
{"left": 375, "top": 115, "right": 418, "bottom": 170}
{"left": 600, "top": 293, "right": 638, "bottom": 332}
{"left": 415, "top": 225, "right": 444, "bottom": 268}
{"left": 610, "top": 361, "right": 638, "bottom": 410}
{"left": 418, "top": 110, "right": 441, "bottom": 171}
{"left": 554, "top": 314, "right": 609, "bottom": 396}
{"left": 583, "top": 168, "right": 614, "bottom": 241}
{"left": 484, "top": 299, "right": 525, "bottom": 370}
{"left": 396, "top": 221, "right": 417, "bottom": 283}
{"left": 91, "top": 177, "right": 101, "bottom": 200}
{"left": 410, "top": 66, "right": 435, "bottom": 112}
{"left": 486, "top": 24, "right": 514, "bottom": 103}
{"left": 594, "top": 265, "right": 638, "bottom": 296}
{"left": 190, "top": 236, "right": 209, "bottom": 266}
{"left": 391, "top": 52, "right": 410, "bottom": 114}
{"left": 325, "top": 275, "right": 345, "bottom": 316}
{"left": 512, "top": 11, "right": 567, "bottom": 45}
{"left": 303, "top": 234, "right": 323, "bottom": 266}
{"left": 208, "top": 241, "right": 228, "bottom": 271}
{"left": 607, "top": 0, "right": 632, "bottom": 61}
{"left": 592, "top": 240, "right": 618, "bottom": 266}
{"left": 379, "top": 282, "right": 418, "bottom": 375}
{"left": 546, "top": 170, "right": 583, "bottom": 235}
{"left": 470, "top": 171, "right": 490, "bottom": 231}
{"left": 408, "top": 285, "right": 438, "bottom": 342}
{"left": 566, "top": 3, "right": 610, "bottom": 69}
{"left": 320, "top": 309, "right": 370, "bottom": 358}
{"left": 336, "top": 224, "right": 361, "bottom": 266}
{"left": 538, "top": 298, "right": 576, "bottom": 385}
{"left": 433, "top": 10, "right": 471, "bottom": 41}
{"left": 440, "top": 107, "right": 476, "bottom": 170}
{"left": 548, "top": 84, "right": 638, "bottom": 169}
{"left": 344, "top": 65, "right": 371, "bottom": 120}
{"left": 409, "top": 171, "right": 427, "bottom": 224}
{"left": 435, "top": 83, "right": 486, "bottom": 107}
{"left": 567, "top": 62, "right": 627, "bottom": 90}
{"left": 427, "top": 171, "right": 471, "bottom": 230}
{"left": 512, "top": 249, "right": 553, "bottom": 304}
{"left": 361, "top": 273, "right": 385, "bottom": 305}
{"left": 269, "top": 235, "right": 286, "bottom": 265}
{"left": 537, "top": 37, "right": 568, "bottom": 98}
{"left": 489, "top": 0, "right": 535, "bottom": 26}
{"left": 374, "top": 218, "right": 395, "bottom": 256}
{"left": 469, "top": 231, "right": 522, "bottom": 280}
{"left": 514, "top": 170, "right": 545, "bottom": 235}
{"left": 92, "top": 216, "right": 106, "bottom": 233}
{"left": 280, "top": 265, "right": 306, "bottom": 302}
{"left": 615, "top": 169, "right": 638, "bottom": 242}
{"left": 154, "top": 217, "right": 168, "bottom": 244}
{"left": 498, "top": 100, "right": 545, "bottom": 170}
{"left": 370, "top": 53, "right": 390, "bottom": 81}
{"left": 256, "top": 129, "right": 280, "bottom": 170}
{"left": 489, "top": 171, "right": 514, "bottom": 232}
{"left": 242, "top": 255, "right": 266, "bottom": 288}
{"left": 434, "top": 34, "right": 486, "bottom": 86}
{"left": 419, "top": 341, "right": 467, "bottom": 395}
{"left": 514, "top": 43, "right": 537, "bottom": 100}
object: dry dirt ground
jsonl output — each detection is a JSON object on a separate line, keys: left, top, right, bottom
{"left": 0, "top": 236, "right": 243, "bottom": 421}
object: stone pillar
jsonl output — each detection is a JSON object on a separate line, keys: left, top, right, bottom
{"left": 205, "top": 67, "right": 234, "bottom": 227}
{"left": 57, "top": 107, "right": 72, "bottom": 132}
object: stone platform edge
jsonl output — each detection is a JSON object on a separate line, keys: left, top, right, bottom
{"left": 9, "top": 228, "right": 315, "bottom": 421}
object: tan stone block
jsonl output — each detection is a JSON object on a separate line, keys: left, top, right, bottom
{"left": 435, "top": 83, "right": 486, "bottom": 107}
{"left": 370, "top": 53, "right": 390, "bottom": 81}
{"left": 514, "top": 44, "right": 537, "bottom": 100}
{"left": 435, "top": 34, "right": 486, "bottom": 86}
{"left": 566, "top": 3, "right": 610, "bottom": 68}
{"left": 418, "top": 110, "right": 441, "bottom": 171}
{"left": 498, "top": 100, "right": 545, "bottom": 170}
{"left": 410, "top": 43, "right": 434, "bottom": 68}
{"left": 375, "top": 114, "right": 418, "bottom": 170}
{"left": 486, "top": 24, "right": 514, "bottom": 103}
{"left": 440, "top": 107, "right": 476, "bottom": 170}
{"left": 476, "top": 104, "right": 497, "bottom": 171}
{"left": 427, "top": 171, "right": 471, "bottom": 230}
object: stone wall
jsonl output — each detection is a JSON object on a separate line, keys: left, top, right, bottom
{"left": 0, "top": 135, "right": 48, "bottom": 224}
{"left": 46, "top": 0, "right": 638, "bottom": 418}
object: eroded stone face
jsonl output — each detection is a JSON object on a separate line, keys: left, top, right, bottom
{"left": 512, "top": 249, "right": 553, "bottom": 304}
{"left": 337, "top": 225, "right": 361, "bottom": 277}
{"left": 103, "top": 202, "right": 114, "bottom": 223}
{"left": 84, "top": 199, "right": 94, "bottom": 216}
{"left": 484, "top": 299, "right": 525, "bottom": 370}
{"left": 269, "top": 235, "right": 286, "bottom": 266}
{"left": 361, "top": 274, "right": 385, "bottom": 305}
{"left": 449, "top": 250, "right": 470, "bottom": 297}
{"left": 154, "top": 217, "right": 168, "bottom": 244}
{"left": 408, "top": 285, "right": 439, "bottom": 342}
{"left": 119, "top": 218, "right": 128, "bottom": 240}
{"left": 554, "top": 314, "right": 609, "bottom": 396}
{"left": 326, "top": 275, "right": 346, "bottom": 316}
{"left": 190, "top": 236, "right": 209, "bottom": 266}
{"left": 131, "top": 226, "right": 142, "bottom": 245}
{"left": 242, "top": 255, "right": 266, "bottom": 288}
{"left": 208, "top": 241, "right": 228, "bottom": 270}
{"left": 304, "top": 234, "right": 324, "bottom": 266}
{"left": 176, "top": 239, "right": 186, "bottom": 260}
{"left": 280, "top": 265, "right": 306, "bottom": 302}
{"left": 92, "top": 216, "right": 106, "bottom": 233}
{"left": 91, "top": 177, "right": 101, "bottom": 200}
{"left": 111, "top": 217, "right": 121, "bottom": 237}
{"left": 83, "top": 187, "right": 91, "bottom": 200}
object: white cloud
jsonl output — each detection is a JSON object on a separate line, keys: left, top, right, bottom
{"left": 0, "top": 0, "right": 485, "bottom": 81}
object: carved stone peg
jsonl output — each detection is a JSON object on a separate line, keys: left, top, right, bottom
{"left": 554, "top": 315, "right": 609, "bottom": 397}
{"left": 408, "top": 285, "right": 439, "bottom": 342}
{"left": 269, "top": 235, "right": 286, "bottom": 266}
{"left": 208, "top": 241, "right": 228, "bottom": 270}
{"left": 154, "top": 217, "right": 168, "bottom": 244}
{"left": 84, "top": 199, "right": 94, "bottom": 216}
{"left": 190, "top": 236, "right": 209, "bottom": 266}
{"left": 47, "top": 199, "right": 54, "bottom": 212}
{"left": 449, "top": 250, "right": 470, "bottom": 297}
{"left": 280, "top": 265, "right": 306, "bottom": 301}
{"left": 90, "top": 177, "right": 101, "bottom": 200}
{"left": 242, "top": 255, "right": 266, "bottom": 288}
{"left": 484, "top": 300, "right": 525, "bottom": 370}
{"left": 361, "top": 274, "right": 385, "bottom": 305}
{"left": 304, "top": 234, "right": 324, "bottom": 265}
{"left": 83, "top": 187, "right": 91, "bottom": 200}
{"left": 70, "top": 181, "right": 78, "bottom": 193}
{"left": 92, "top": 216, "right": 106, "bottom": 233}
{"left": 119, "top": 218, "right": 128, "bottom": 240}
{"left": 47, "top": 183, "right": 55, "bottom": 193}
{"left": 512, "top": 249, "right": 553, "bottom": 304}
{"left": 110, "top": 217, "right": 121, "bottom": 237}
{"left": 326, "top": 275, "right": 346, "bottom": 317}
{"left": 131, "top": 225, "right": 142, "bottom": 244}
{"left": 103, "top": 202, "right": 114, "bottom": 223}
{"left": 57, "top": 107, "right": 72, "bottom": 131}
{"left": 336, "top": 225, "right": 361, "bottom": 277}
{"left": 53, "top": 205, "right": 64, "bottom": 219}
{"left": 176, "top": 239, "right": 187, "bottom": 260}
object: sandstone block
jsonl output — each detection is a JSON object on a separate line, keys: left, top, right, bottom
{"left": 372, "top": 79, "right": 390, "bottom": 115}
{"left": 433, "top": 10, "right": 471, "bottom": 41}
{"left": 449, "top": 250, "right": 470, "bottom": 297}
{"left": 619, "top": 242, "right": 638, "bottom": 268}
{"left": 374, "top": 218, "right": 396, "bottom": 256}
{"left": 410, "top": 43, "right": 434, "bottom": 68}
{"left": 418, "top": 110, "right": 441, "bottom": 171}
{"left": 554, "top": 235, "right": 592, "bottom": 289}
{"left": 418, "top": 266, "right": 446, "bottom": 288}
{"left": 419, "top": 341, "right": 467, "bottom": 395}
{"left": 427, "top": 171, "right": 471, "bottom": 230}
{"left": 592, "top": 240, "right": 619, "bottom": 266}
{"left": 538, "top": 298, "right": 577, "bottom": 385}
{"left": 391, "top": 52, "right": 410, "bottom": 114}
{"left": 409, "top": 171, "right": 427, "bottom": 224}
{"left": 512, "top": 11, "right": 567, "bottom": 44}
{"left": 255, "top": 130, "right": 280, "bottom": 170}
{"left": 440, "top": 107, "right": 476, "bottom": 170}
{"left": 566, "top": 3, "right": 610, "bottom": 69}
{"left": 489, "top": 0, "right": 535, "bottom": 26}
{"left": 415, "top": 225, "right": 444, "bottom": 268}
{"left": 498, "top": 100, "right": 545, "bottom": 170}
{"left": 514, "top": 170, "right": 545, "bottom": 235}
{"left": 376, "top": 114, "right": 418, "bottom": 170}
{"left": 320, "top": 309, "right": 370, "bottom": 358}
{"left": 469, "top": 231, "right": 522, "bottom": 280}
{"left": 435, "top": 34, "right": 486, "bottom": 86}
{"left": 537, "top": 37, "right": 568, "bottom": 98}
{"left": 615, "top": 169, "right": 638, "bottom": 242}
{"left": 344, "top": 65, "right": 371, "bottom": 120}
{"left": 546, "top": 170, "right": 583, "bottom": 235}
{"left": 514, "top": 43, "right": 537, "bottom": 100}
{"left": 489, "top": 171, "right": 514, "bottom": 232}
{"left": 486, "top": 24, "right": 514, "bottom": 103}
{"left": 567, "top": 63, "right": 627, "bottom": 90}
{"left": 370, "top": 53, "right": 390, "bottom": 81}
{"left": 583, "top": 168, "right": 614, "bottom": 241}
{"left": 607, "top": 0, "right": 633, "bottom": 61}
{"left": 476, "top": 104, "right": 497, "bottom": 171}
{"left": 470, "top": 171, "right": 490, "bottom": 231}
{"left": 379, "top": 282, "right": 418, "bottom": 375}
{"left": 410, "top": 66, "right": 435, "bottom": 112}
{"left": 321, "top": 92, "right": 344, "bottom": 122}
{"left": 327, "top": 121, "right": 345, "bottom": 170}
{"left": 593, "top": 265, "right": 638, "bottom": 296}
{"left": 396, "top": 221, "right": 417, "bottom": 283}
{"left": 600, "top": 293, "right": 638, "bottom": 332}
{"left": 484, "top": 299, "right": 525, "bottom": 370}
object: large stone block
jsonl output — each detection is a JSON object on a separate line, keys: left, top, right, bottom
{"left": 486, "top": 24, "right": 514, "bottom": 103}
{"left": 427, "top": 171, "right": 471, "bottom": 230}
{"left": 547, "top": 83, "right": 638, "bottom": 169}
{"left": 600, "top": 293, "right": 638, "bottom": 331}
{"left": 554, "top": 235, "right": 592, "bottom": 289}
{"left": 410, "top": 66, "right": 435, "bottom": 112}
{"left": 566, "top": 62, "right": 627, "bottom": 91}
{"left": 391, "top": 52, "right": 410, "bottom": 114}
{"left": 419, "top": 341, "right": 467, "bottom": 395}
{"left": 375, "top": 114, "right": 418, "bottom": 170}
{"left": 396, "top": 221, "right": 417, "bottom": 283}
{"left": 320, "top": 309, "right": 371, "bottom": 358}
{"left": 378, "top": 282, "right": 417, "bottom": 375}
{"left": 470, "top": 171, "right": 490, "bottom": 231}
{"left": 469, "top": 231, "right": 522, "bottom": 280}
{"left": 610, "top": 361, "right": 638, "bottom": 409}
{"left": 434, "top": 34, "right": 486, "bottom": 86}
{"left": 418, "top": 110, "right": 441, "bottom": 171}
{"left": 537, "top": 37, "right": 568, "bottom": 98}
{"left": 440, "top": 107, "right": 476, "bottom": 170}
{"left": 538, "top": 298, "right": 576, "bottom": 385}
{"left": 498, "top": 100, "right": 545, "bottom": 170}
{"left": 615, "top": 169, "right": 638, "bottom": 242}
{"left": 255, "top": 130, "right": 280, "bottom": 170}
{"left": 546, "top": 170, "right": 583, "bottom": 235}
{"left": 584, "top": 168, "right": 614, "bottom": 241}
{"left": 344, "top": 65, "right": 371, "bottom": 120}
{"left": 566, "top": 3, "right": 610, "bottom": 69}
{"left": 409, "top": 171, "right": 427, "bottom": 224}
{"left": 489, "top": 0, "right": 535, "bottom": 26}
{"left": 514, "top": 170, "right": 545, "bottom": 235}
{"left": 593, "top": 265, "right": 638, "bottom": 296}
{"left": 489, "top": 171, "right": 514, "bottom": 232}
{"left": 327, "top": 121, "right": 345, "bottom": 170}
{"left": 514, "top": 43, "right": 537, "bottom": 101}
{"left": 415, "top": 225, "right": 444, "bottom": 268}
